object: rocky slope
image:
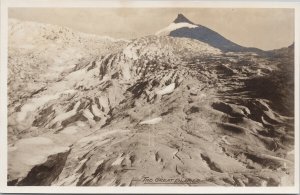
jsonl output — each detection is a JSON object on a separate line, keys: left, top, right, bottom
{"left": 8, "top": 19, "right": 127, "bottom": 123}
{"left": 7, "top": 17, "right": 294, "bottom": 187}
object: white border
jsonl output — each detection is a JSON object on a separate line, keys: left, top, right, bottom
{"left": 0, "top": 0, "right": 299, "bottom": 194}
{"left": 3, "top": 0, "right": 300, "bottom": 8}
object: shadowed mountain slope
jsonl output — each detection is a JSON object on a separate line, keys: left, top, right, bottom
{"left": 157, "top": 14, "right": 264, "bottom": 53}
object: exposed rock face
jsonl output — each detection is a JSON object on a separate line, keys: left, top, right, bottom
{"left": 8, "top": 137, "right": 70, "bottom": 186}
{"left": 173, "top": 13, "right": 195, "bottom": 24}
{"left": 7, "top": 17, "right": 294, "bottom": 186}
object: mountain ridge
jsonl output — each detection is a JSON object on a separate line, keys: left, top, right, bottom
{"left": 157, "top": 14, "right": 265, "bottom": 54}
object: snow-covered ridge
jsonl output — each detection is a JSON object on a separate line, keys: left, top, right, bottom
{"left": 155, "top": 22, "right": 198, "bottom": 36}
{"left": 7, "top": 18, "right": 128, "bottom": 115}
{"left": 9, "top": 18, "right": 129, "bottom": 43}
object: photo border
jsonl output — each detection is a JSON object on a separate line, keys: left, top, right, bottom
{"left": 0, "top": 0, "right": 299, "bottom": 194}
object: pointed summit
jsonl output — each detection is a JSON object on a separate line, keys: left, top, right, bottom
{"left": 156, "top": 13, "right": 263, "bottom": 53}
{"left": 173, "top": 13, "right": 194, "bottom": 24}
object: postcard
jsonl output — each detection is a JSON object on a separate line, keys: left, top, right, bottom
{"left": 0, "top": 0, "right": 299, "bottom": 194}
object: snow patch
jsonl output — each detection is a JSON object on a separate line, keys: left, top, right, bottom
{"left": 23, "top": 155, "right": 48, "bottom": 166}
{"left": 156, "top": 22, "right": 198, "bottom": 36}
{"left": 156, "top": 83, "right": 176, "bottom": 95}
{"left": 98, "top": 96, "right": 110, "bottom": 112}
{"left": 91, "top": 104, "right": 103, "bottom": 117}
{"left": 16, "top": 137, "right": 53, "bottom": 146}
{"left": 83, "top": 109, "right": 94, "bottom": 120}
{"left": 17, "top": 94, "right": 59, "bottom": 122}
{"left": 8, "top": 136, "right": 70, "bottom": 180}
{"left": 112, "top": 155, "right": 125, "bottom": 166}
{"left": 140, "top": 117, "right": 162, "bottom": 125}
{"left": 17, "top": 90, "right": 77, "bottom": 123}
{"left": 51, "top": 101, "right": 81, "bottom": 125}
{"left": 60, "top": 126, "right": 78, "bottom": 135}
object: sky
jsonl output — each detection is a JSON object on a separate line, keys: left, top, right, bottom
{"left": 9, "top": 8, "right": 295, "bottom": 50}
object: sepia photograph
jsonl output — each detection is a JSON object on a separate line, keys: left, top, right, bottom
{"left": 0, "top": 0, "right": 299, "bottom": 194}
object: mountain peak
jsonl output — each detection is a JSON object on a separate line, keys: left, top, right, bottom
{"left": 173, "top": 13, "right": 194, "bottom": 24}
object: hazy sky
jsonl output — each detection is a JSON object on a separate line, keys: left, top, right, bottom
{"left": 9, "top": 8, "right": 294, "bottom": 50}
